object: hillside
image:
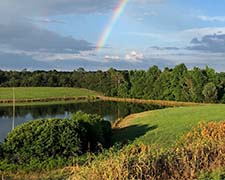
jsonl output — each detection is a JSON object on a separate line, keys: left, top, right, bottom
{"left": 113, "top": 104, "right": 225, "bottom": 147}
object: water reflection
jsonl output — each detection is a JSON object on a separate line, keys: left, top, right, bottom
{"left": 0, "top": 101, "right": 164, "bottom": 141}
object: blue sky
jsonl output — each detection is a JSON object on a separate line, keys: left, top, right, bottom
{"left": 1, "top": 0, "right": 225, "bottom": 71}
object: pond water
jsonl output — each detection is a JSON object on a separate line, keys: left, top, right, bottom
{"left": 0, "top": 101, "right": 164, "bottom": 141}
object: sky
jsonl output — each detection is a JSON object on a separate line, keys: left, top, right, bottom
{"left": 1, "top": 0, "right": 225, "bottom": 71}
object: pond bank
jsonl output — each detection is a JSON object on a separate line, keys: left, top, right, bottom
{"left": 0, "top": 95, "right": 206, "bottom": 107}
{"left": 98, "top": 96, "right": 204, "bottom": 107}
{"left": 0, "top": 96, "right": 98, "bottom": 105}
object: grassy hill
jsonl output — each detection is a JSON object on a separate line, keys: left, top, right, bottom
{"left": 0, "top": 87, "right": 99, "bottom": 100}
{"left": 113, "top": 104, "right": 225, "bottom": 148}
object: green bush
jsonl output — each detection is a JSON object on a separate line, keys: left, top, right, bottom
{"left": 3, "top": 111, "right": 112, "bottom": 165}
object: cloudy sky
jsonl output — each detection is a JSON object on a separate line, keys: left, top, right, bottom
{"left": 1, "top": 0, "right": 225, "bottom": 71}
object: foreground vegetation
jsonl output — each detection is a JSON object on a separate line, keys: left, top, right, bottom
{"left": 1, "top": 105, "right": 225, "bottom": 179}
{"left": 1, "top": 64, "right": 225, "bottom": 103}
{"left": 72, "top": 121, "right": 225, "bottom": 180}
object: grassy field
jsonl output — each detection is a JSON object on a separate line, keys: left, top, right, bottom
{"left": 0, "top": 87, "right": 99, "bottom": 100}
{"left": 113, "top": 104, "right": 225, "bottom": 147}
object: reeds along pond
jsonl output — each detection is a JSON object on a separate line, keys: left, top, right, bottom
{"left": 98, "top": 96, "right": 204, "bottom": 107}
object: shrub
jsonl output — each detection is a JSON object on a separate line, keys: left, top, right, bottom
{"left": 71, "top": 111, "right": 112, "bottom": 152}
{"left": 3, "top": 111, "right": 112, "bottom": 165}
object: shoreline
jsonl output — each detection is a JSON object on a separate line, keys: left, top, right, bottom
{"left": 0, "top": 95, "right": 208, "bottom": 107}
{"left": 99, "top": 96, "right": 205, "bottom": 107}
{"left": 0, "top": 96, "right": 99, "bottom": 107}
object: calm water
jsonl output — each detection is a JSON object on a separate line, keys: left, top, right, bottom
{"left": 0, "top": 101, "right": 164, "bottom": 141}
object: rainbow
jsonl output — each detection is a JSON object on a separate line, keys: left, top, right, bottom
{"left": 96, "top": 0, "right": 129, "bottom": 51}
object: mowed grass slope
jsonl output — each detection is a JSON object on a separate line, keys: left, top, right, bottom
{"left": 114, "top": 104, "right": 225, "bottom": 147}
{"left": 0, "top": 87, "right": 99, "bottom": 100}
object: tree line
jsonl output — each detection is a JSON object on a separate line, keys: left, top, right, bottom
{"left": 0, "top": 64, "right": 225, "bottom": 103}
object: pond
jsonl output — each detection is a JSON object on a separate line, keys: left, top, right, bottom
{"left": 0, "top": 101, "right": 164, "bottom": 141}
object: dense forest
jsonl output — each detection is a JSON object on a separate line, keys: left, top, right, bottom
{"left": 1, "top": 64, "right": 225, "bottom": 103}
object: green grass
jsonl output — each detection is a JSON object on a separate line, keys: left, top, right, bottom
{"left": 114, "top": 104, "right": 225, "bottom": 147}
{"left": 198, "top": 169, "right": 225, "bottom": 180}
{"left": 0, "top": 87, "right": 99, "bottom": 100}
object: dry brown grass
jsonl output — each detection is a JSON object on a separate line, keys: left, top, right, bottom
{"left": 112, "top": 111, "right": 151, "bottom": 128}
{"left": 69, "top": 121, "right": 225, "bottom": 180}
{"left": 0, "top": 168, "right": 71, "bottom": 180}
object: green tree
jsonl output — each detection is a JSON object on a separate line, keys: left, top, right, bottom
{"left": 187, "top": 67, "right": 207, "bottom": 102}
{"left": 144, "top": 66, "right": 161, "bottom": 99}
{"left": 170, "top": 64, "right": 188, "bottom": 101}
{"left": 118, "top": 81, "right": 130, "bottom": 98}
{"left": 129, "top": 70, "right": 146, "bottom": 98}
{"left": 153, "top": 68, "right": 173, "bottom": 100}
{"left": 202, "top": 82, "right": 218, "bottom": 103}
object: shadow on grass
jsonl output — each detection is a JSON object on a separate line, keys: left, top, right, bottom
{"left": 112, "top": 124, "right": 158, "bottom": 144}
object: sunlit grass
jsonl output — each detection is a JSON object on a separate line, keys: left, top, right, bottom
{"left": 114, "top": 104, "right": 225, "bottom": 147}
{"left": 0, "top": 87, "right": 99, "bottom": 100}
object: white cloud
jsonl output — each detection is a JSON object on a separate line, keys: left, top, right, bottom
{"left": 137, "top": 17, "right": 144, "bottom": 21}
{"left": 125, "top": 51, "right": 144, "bottom": 62}
{"left": 144, "top": 11, "right": 157, "bottom": 16}
{"left": 104, "top": 55, "right": 121, "bottom": 60}
{"left": 103, "top": 51, "right": 145, "bottom": 63}
{"left": 198, "top": 15, "right": 225, "bottom": 22}
{"left": 27, "top": 17, "right": 66, "bottom": 24}
{"left": 33, "top": 51, "right": 98, "bottom": 62}
{"left": 125, "top": 31, "right": 163, "bottom": 38}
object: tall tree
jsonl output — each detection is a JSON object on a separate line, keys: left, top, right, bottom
{"left": 144, "top": 66, "right": 161, "bottom": 99}
{"left": 202, "top": 82, "right": 218, "bottom": 103}
{"left": 170, "top": 64, "right": 188, "bottom": 101}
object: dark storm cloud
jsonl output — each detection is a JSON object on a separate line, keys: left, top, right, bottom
{"left": 0, "top": 53, "right": 53, "bottom": 70}
{"left": 188, "top": 34, "right": 225, "bottom": 53}
{"left": 0, "top": 0, "right": 102, "bottom": 60}
{"left": 0, "top": 23, "right": 93, "bottom": 53}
